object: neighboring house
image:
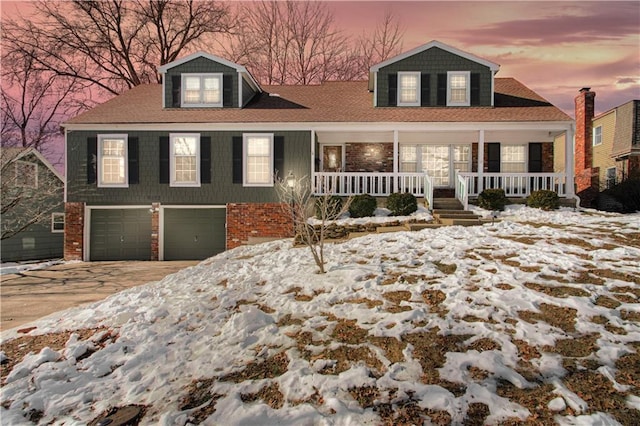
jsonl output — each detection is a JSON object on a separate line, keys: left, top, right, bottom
{"left": 62, "top": 40, "right": 575, "bottom": 262}
{"left": 569, "top": 88, "right": 639, "bottom": 205}
{"left": 0, "top": 147, "right": 65, "bottom": 262}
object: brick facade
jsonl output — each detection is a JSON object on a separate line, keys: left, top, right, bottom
{"left": 226, "top": 203, "right": 293, "bottom": 249}
{"left": 64, "top": 202, "right": 84, "bottom": 261}
{"left": 345, "top": 143, "right": 394, "bottom": 172}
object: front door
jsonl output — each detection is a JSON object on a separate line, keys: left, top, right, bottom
{"left": 322, "top": 145, "right": 343, "bottom": 172}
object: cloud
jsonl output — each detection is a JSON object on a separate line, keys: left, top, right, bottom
{"left": 616, "top": 77, "right": 638, "bottom": 84}
{"left": 453, "top": 2, "right": 640, "bottom": 45}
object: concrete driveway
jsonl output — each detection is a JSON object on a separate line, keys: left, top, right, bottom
{"left": 0, "top": 261, "right": 198, "bottom": 331}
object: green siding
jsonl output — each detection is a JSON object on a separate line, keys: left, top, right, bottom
{"left": 0, "top": 153, "right": 64, "bottom": 262}
{"left": 67, "top": 130, "right": 311, "bottom": 205}
{"left": 242, "top": 78, "right": 257, "bottom": 106}
{"left": 377, "top": 47, "right": 492, "bottom": 107}
{"left": 164, "top": 57, "right": 238, "bottom": 108}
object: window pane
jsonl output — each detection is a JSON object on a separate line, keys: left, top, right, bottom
{"left": 422, "top": 145, "right": 449, "bottom": 186}
{"left": 174, "top": 156, "right": 196, "bottom": 182}
{"left": 502, "top": 146, "right": 526, "bottom": 173}
{"left": 399, "top": 74, "right": 418, "bottom": 104}
{"left": 174, "top": 137, "right": 197, "bottom": 155}
{"left": 400, "top": 146, "right": 417, "bottom": 172}
{"left": 100, "top": 138, "right": 126, "bottom": 184}
{"left": 450, "top": 74, "right": 467, "bottom": 103}
{"left": 246, "top": 136, "right": 272, "bottom": 185}
{"left": 202, "top": 77, "right": 221, "bottom": 103}
{"left": 453, "top": 145, "right": 470, "bottom": 172}
{"left": 184, "top": 77, "right": 201, "bottom": 103}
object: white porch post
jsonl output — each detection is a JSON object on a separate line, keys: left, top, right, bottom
{"left": 311, "top": 130, "right": 316, "bottom": 191}
{"left": 478, "top": 129, "right": 485, "bottom": 193}
{"left": 393, "top": 130, "right": 399, "bottom": 193}
{"left": 565, "top": 124, "right": 575, "bottom": 197}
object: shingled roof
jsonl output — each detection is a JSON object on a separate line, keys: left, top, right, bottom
{"left": 64, "top": 78, "right": 571, "bottom": 126}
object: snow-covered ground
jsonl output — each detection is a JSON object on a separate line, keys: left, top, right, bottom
{"left": 0, "top": 259, "right": 65, "bottom": 276}
{"left": 1, "top": 206, "right": 639, "bottom": 425}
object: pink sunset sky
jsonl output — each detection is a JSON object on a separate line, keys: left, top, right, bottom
{"left": 2, "top": 0, "right": 638, "bottom": 118}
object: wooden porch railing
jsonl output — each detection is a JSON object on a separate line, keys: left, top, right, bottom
{"left": 458, "top": 172, "right": 567, "bottom": 197}
{"left": 313, "top": 172, "right": 425, "bottom": 196}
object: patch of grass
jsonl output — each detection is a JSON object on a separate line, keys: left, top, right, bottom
{"left": 620, "top": 310, "right": 640, "bottom": 322}
{"left": 595, "top": 295, "right": 621, "bottom": 309}
{"left": 518, "top": 303, "right": 577, "bottom": 332}
{"left": 276, "top": 314, "right": 305, "bottom": 327}
{"left": 464, "top": 402, "right": 491, "bottom": 426}
{"left": 219, "top": 352, "right": 289, "bottom": 383}
{"left": 615, "top": 349, "right": 640, "bottom": 389}
{"left": 512, "top": 339, "right": 542, "bottom": 361}
{"left": 368, "top": 336, "right": 407, "bottom": 364}
{"left": 240, "top": 382, "right": 284, "bottom": 409}
{"left": 524, "top": 282, "right": 590, "bottom": 298}
{"left": 592, "top": 269, "right": 640, "bottom": 284}
{"left": 341, "top": 298, "right": 383, "bottom": 309}
{"left": 348, "top": 385, "right": 379, "bottom": 409}
{"left": 330, "top": 318, "right": 368, "bottom": 344}
{"left": 433, "top": 261, "right": 457, "bottom": 275}
{"left": 467, "top": 338, "right": 501, "bottom": 352}
{"left": 315, "top": 346, "right": 384, "bottom": 376}
{"left": 496, "top": 283, "right": 514, "bottom": 290}
{"left": 180, "top": 379, "right": 223, "bottom": 423}
{"left": 496, "top": 380, "right": 557, "bottom": 424}
{"left": 383, "top": 290, "right": 412, "bottom": 304}
{"left": 543, "top": 333, "right": 599, "bottom": 358}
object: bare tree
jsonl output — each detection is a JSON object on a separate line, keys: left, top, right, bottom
{"left": 1, "top": 47, "right": 87, "bottom": 165}
{"left": 1, "top": 149, "right": 64, "bottom": 240}
{"left": 354, "top": 10, "right": 405, "bottom": 79}
{"left": 276, "top": 175, "right": 351, "bottom": 274}
{"left": 2, "top": 0, "right": 233, "bottom": 97}
{"left": 223, "top": 1, "right": 352, "bottom": 85}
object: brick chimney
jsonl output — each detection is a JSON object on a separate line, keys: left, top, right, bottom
{"left": 574, "top": 87, "right": 599, "bottom": 205}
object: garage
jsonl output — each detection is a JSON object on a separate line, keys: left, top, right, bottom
{"left": 163, "top": 208, "right": 226, "bottom": 260}
{"left": 90, "top": 209, "right": 152, "bottom": 261}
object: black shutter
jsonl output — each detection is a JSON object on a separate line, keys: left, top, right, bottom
{"left": 437, "top": 74, "right": 447, "bottom": 106}
{"left": 128, "top": 137, "right": 139, "bottom": 184}
{"left": 200, "top": 136, "right": 212, "bottom": 184}
{"left": 87, "top": 137, "right": 97, "bottom": 184}
{"left": 159, "top": 136, "right": 169, "bottom": 184}
{"left": 232, "top": 136, "right": 243, "bottom": 184}
{"left": 528, "top": 143, "right": 543, "bottom": 173}
{"left": 274, "top": 136, "right": 285, "bottom": 180}
{"left": 487, "top": 143, "right": 501, "bottom": 173}
{"left": 420, "top": 74, "right": 431, "bottom": 106}
{"left": 223, "top": 75, "right": 233, "bottom": 107}
{"left": 171, "top": 75, "right": 181, "bottom": 107}
{"left": 470, "top": 73, "right": 480, "bottom": 106}
{"left": 388, "top": 74, "right": 397, "bottom": 106}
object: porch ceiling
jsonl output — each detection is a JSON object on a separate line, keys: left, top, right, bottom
{"left": 315, "top": 129, "right": 558, "bottom": 144}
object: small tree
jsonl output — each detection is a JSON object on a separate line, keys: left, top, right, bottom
{"left": 276, "top": 174, "right": 351, "bottom": 274}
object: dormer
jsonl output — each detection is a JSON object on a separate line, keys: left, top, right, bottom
{"left": 369, "top": 40, "right": 500, "bottom": 108}
{"left": 158, "top": 52, "right": 262, "bottom": 109}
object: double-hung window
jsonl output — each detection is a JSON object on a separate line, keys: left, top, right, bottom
{"left": 51, "top": 213, "right": 65, "bottom": 233}
{"left": 606, "top": 167, "right": 617, "bottom": 189}
{"left": 501, "top": 145, "right": 526, "bottom": 173}
{"left": 170, "top": 133, "right": 200, "bottom": 187}
{"left": 243, "top": 133, "right": 273, "bottom": 186}
{"left": 593, "top": 125, "right": 602, "bottom": 146}
{"left": 447, "top": 71, "right": 470, "bottom": 106}
{"left": 182, "top": 73, "right": 222, "bottom": 107}
{"left": 14, "top": 161, "right": 38, "bottom": 188}
{"left": 398, "top": 72, "right": 420, "bottom": 106}
{"left": 400, "top": 146, "right": 417, "bottom": 172}
{"left": 399, "top": 144, "right": 471, "bottom": 187}
{"left": 98, "top": 134, "right": 128, "bottom": 187}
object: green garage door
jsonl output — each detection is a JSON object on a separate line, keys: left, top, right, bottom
{"left": 164, "top": 208, "right": 226, "bottom": 260}
{"left": 90, "top": 209, "right": 152, "bottom": 261}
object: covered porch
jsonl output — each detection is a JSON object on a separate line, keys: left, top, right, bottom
{"left": 311, "top": 124, "right": 575, "bottom": 210}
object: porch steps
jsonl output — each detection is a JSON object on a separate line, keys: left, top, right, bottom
{"left": 430, "top": 198, "right": 464, "bottom": 210}
{"left": 376, "top": 225, "right": 409, "bottom": 233}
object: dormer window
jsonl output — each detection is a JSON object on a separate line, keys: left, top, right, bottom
{"left": 398, "top": 72, "right": 421, "bottom": 106}
{"left": 447, "top": 71, "right": 470, "bottom": 106}
{"left": 182, "top": 73, "right": 222, "bottom": 107}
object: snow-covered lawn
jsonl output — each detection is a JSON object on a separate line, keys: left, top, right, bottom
{"left": 1, "top": 206, "right": 639, "bottom": 425}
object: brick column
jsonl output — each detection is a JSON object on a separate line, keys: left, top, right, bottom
{"left": 150, "top": 203, "right": 160, "bottom": 260}
{"left": 574, "top": 87, "right": 598, "bottom": 206}
{"left": 64, "top": 202, "right": 85, "bottom": 261}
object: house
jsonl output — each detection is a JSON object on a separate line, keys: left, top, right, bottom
{"left": 568, "top": 88, "right": 639, "bottom": 204}
{"left": 62, "top": 40, "right": 575, "bottom": 261}
{"left": 0, "top": 147, "right": 65, "bottom": 262}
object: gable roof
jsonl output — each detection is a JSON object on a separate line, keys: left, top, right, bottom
{"left": 63, "top": 77, "right": 571, "bottom": 127}
{"left": 370, "top": 40, "right": 500, "bottom": 72}
{"left": 0, "top": 147, "right": 64, "bottom": 182}
{"left": 157, "top": 51, "right": 262, "bottom": 93}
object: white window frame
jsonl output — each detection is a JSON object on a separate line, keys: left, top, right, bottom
{"left": 243, "top": 133, "right": 274, "bottom": 187}
{"left": 606, "top": 167, "right": 617, "bottom": 189}
{"left": 14, "top": 160, "right": 38, "bottom": 188}
{"left": 400, "top": 144, "right": 471, "bottom": 187}
{"left": 97, "top": 134, "right": 128, "bottom": 188}
{"left": 447, "top": 71, "right": 471, "bottom": 106}
{"left": 593, "top": 125, "right": 602, "bottom": 146}
{"left": 397, "top": 71, "right": 421, "bottom": 106}
{"left": 51, "top": 212, "right": 65, "bottom": 233}
{"left": 501, "top": 145, "right": 527, "bottom": 173}
{"left": 181, "top": 73, "right": 223, "bottom": 107}
{"left": 170, "top": 133, "right": 201, "bottom": 187}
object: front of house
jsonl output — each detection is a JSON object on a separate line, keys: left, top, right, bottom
{"left": 62, "top": 40, "right": 575, "bottom": 261}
